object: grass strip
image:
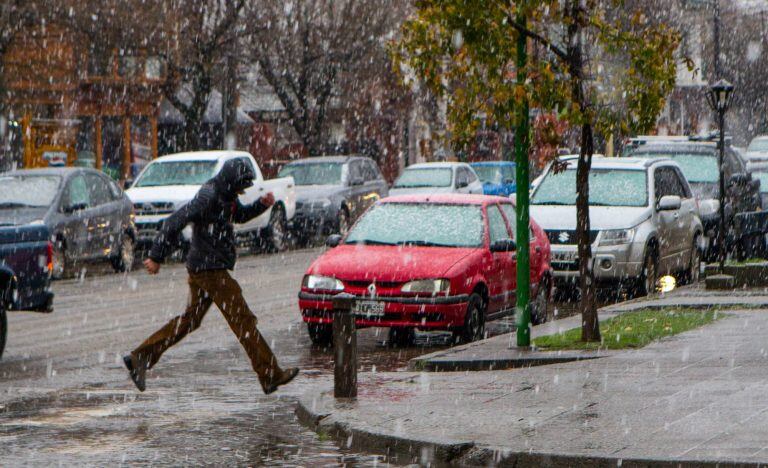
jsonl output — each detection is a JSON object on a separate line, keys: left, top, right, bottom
{"left": 533, "top": 308, "right": 724, "bottom": 351}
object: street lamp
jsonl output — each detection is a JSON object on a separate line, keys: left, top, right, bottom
{"left": 706, "top": 79, "right": 734, "bottom": 274}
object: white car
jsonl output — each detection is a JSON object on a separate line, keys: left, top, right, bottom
{"left": 126, "top": 151, "right": 296, "bottom": 252}
{"left": 389, "top": 162, "right": 484, "bottom": 196}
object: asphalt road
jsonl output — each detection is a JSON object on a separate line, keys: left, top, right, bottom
{"left": 2, "top": 247, "right": 515, "bottom": 466}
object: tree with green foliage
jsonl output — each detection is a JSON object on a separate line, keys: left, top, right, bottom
{"left": 393, "top": 0, "right": 680, "bottom": 342}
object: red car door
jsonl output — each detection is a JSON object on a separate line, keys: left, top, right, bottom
{"left": 501, "top": 203, "right": 545, "bottom": 286}
{"left": 485, "top": 204, "right": 517, "bottom": 314}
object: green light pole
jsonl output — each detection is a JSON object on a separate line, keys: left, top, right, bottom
{"left": 515, "top": 14, "right": 531, "bottom": 347}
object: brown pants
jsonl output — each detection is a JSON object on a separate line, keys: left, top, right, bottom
{"left": 132, "top": 269, "right": 284, "bottom": 389}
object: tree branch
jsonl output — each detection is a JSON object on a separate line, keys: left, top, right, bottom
{"left": 505, "top": 13, "right": 569, "bottom": 63}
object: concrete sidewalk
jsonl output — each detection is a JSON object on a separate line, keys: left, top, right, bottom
{"left": 298, "top": 304, "right": 768, "bottom": 466}
{"left": 410, "top": 285, "right": 768, "bottom": 372}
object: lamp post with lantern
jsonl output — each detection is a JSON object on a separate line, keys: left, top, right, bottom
{"left": 706, "top": 79, "right": 735, "bottom": 274}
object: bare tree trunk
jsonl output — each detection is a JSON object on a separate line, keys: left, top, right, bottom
{"left": 577, "top": 123, "right": 600, "bottom": 342}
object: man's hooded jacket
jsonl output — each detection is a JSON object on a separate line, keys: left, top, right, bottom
{"left": 149, "top": 158, "right": 269, "bottom": 272}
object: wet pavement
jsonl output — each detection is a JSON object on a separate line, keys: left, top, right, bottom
{"left": 0, "top": 248, "right": 523, "bottom": 466}
{"left": 0, "top": 246, "right": 625, "bottom": 465}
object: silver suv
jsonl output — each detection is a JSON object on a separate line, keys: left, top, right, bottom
{"left": 530, "top": 157, "right": 703, "bottom": 295}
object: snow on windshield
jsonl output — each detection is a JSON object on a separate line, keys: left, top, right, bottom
{"left": 345, "top": 203, "right": 484, "bottom": 247}
{"left": 532, "top": 169, "right": 648, "bottom": 207}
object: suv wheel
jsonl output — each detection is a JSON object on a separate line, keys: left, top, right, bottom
{"left": 681, "top": 237, "right": 701, "bottom": 285}
{"left": 638, "top": 249, "right": 659, "bottom": 296}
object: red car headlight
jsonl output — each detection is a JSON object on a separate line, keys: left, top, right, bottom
{"left": 401, "top": 279, "right": 450, "bottom": 295}
{"left": 302, "top": 274, "right": 344, "bottom": 291}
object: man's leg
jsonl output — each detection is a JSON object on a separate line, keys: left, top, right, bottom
{"left": 201, "top": 270, "right": 297, "bottom": 393}
{"left": 131, "top": 275, "right": 213, "bottom": 371}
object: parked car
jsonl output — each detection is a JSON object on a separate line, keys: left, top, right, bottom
{"left": 277, "top": 156, "right": 388, "bottom": 241}
{"left": 0, "top": 168, "right": 136, "bottom": 279}
{"left": 530, "top": 157, "right": 703, "bottom": 295}
{"left": 298, "top": 194, "right": 552, "bottom": 346}
{"left": 126, "top": 151, "right": 296, "bottom": 253}
{"left": 0, "top": 224, "right": 55, "bottom": 358}
{"left": 746, "top": 135, "right": 768, "bottom": 164}
{"left": 624, "top": 140, "right": 760, "bottom": 260}
{"left": 470, "top": 161, "right": 517, "bottom": 196}
{"left": 389, "top": 162, "right": 484, "bottom": 196}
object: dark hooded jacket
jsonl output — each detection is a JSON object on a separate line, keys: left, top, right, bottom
{"left": 148, "top": 158, "right": 269, "bottom": 272}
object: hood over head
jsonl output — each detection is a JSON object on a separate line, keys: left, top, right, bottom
{"left": 213, "top": 159, "right": 255, "bottom": 200}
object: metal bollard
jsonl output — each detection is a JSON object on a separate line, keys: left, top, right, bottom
{"left": 332, "top": 293, "right": 357, "bottom": 398}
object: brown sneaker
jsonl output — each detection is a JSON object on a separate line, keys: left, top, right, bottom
{"left": 263, "top": 367, "right": 300, "bottom": 395}
{"left": 123, "top": 354, "right": 146, "bottom": 392}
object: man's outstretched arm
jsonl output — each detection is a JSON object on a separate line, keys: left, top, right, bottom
{"left": 233, "top": 193, "right": 275, "bottom": 224}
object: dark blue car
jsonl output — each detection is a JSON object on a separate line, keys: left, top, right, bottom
{"left": 470, "top": 161, "right": 517, "bottom": 196}
{"left": 0, "top": 224, "right": 54, "bottom": 359}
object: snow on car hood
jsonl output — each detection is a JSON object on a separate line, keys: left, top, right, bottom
{"left": 388, "top": 186, "right": 455, "bottom": 196}
{"left": 126, "top": 185, "right": 202, "bottom": 206}
{"left": 308, "top": 244, "right": 477, "bottom": 282}
{"left": 530, "top": 205, "right": 651, "bottom": 231}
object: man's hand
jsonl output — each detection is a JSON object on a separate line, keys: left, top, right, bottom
{"left": 144, "top": 258, "right": 161, "bottom": 275}
{"left": 260, "top": 192, "right": 275, "bottom": 207}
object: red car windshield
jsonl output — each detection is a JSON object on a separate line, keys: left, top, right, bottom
{"left": 345, "top": 203, "right": 484, "bottom": 247}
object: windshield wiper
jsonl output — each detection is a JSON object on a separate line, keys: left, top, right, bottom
{"left": 531, "top": 201, "right": 573, "bottom": 206}
{"left": 0, "top": 202, "right": 35, "bottom": 209}
{"left": 345, "top": 239, "right": 398, "bottom": 246}
{"left": 394, "top": 184, "right": 438, "bottom": 189}
{"left": 397, "top": 240, "right": 453, "bottom": 247}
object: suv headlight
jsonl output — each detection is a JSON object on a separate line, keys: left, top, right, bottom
{"left": 302, "top": 274, "right": 344, "bottom": 291}
{"left": 599, "top": 228, "right": 635, "bottom": 246}
{"left": 401, "top": 279, "right": 450, "bottom": 295}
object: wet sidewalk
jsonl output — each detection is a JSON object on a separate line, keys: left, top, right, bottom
{"left": 298, "top": 289, "right": 768, "bottom": 466}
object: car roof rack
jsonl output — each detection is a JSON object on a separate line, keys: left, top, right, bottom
{"left": 624, "top": 133, "right": 733, "bottom": 151}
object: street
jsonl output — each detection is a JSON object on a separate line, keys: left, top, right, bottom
{"left": 0, "top": 248, "right": 516, "bottom": 466}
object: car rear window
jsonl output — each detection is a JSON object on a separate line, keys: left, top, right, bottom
{"left": 0, "top": 175, "right": 61, "bottom": 208}
{"left": 135, "top": 161, "right": 217, "bottom": 187}
{"left": 345, "top": 203, "right": 484, "bottom": 247}
{"left": 393, "top": 168, "right": 453, "bottom": 188}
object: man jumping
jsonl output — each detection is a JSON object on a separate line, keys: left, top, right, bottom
{"left": 123, "top": 158, "right": 299, "bottom": 394}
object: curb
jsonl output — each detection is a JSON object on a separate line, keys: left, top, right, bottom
{"left": 408, "top": 352, "right": 605, "bottom": 372}
{"left": 295, "top": 395, "right": 474, "bottom": 465}
{"left": 297, "top": 395, "right": 764, "bottom": 467}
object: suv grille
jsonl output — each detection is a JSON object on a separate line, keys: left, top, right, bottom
{"left": 545, "top": 230, "right": 598, "bottom": 245}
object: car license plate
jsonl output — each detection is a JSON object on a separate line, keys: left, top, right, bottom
{"left": 352, "top": 301, "right": 385, "bottom": 317}
{"left": 553, "top": 251, "right": 578, "bottom": 262}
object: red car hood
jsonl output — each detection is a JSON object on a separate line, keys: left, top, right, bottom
{"left": 308, "top": 245, "right": 478, "bottom": 282}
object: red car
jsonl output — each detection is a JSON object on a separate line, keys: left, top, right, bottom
{"left": 298, "top": 194, "right": 552, "bottom": 346}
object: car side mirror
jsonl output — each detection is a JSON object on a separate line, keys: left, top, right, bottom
{"left": 490, "top": 239, "right": 517, "bottom": 252}
{"left": 325, "top": 234, "right": 343, "bottom": 248}
{"left": 504, "top": 178, "right": 515, "bottom": 185}
{"left": 63, "top": 202, "right": 88, "bottom": 213}
{"left": 124, "top": 178, "right": 134, "bottom": 189}
{"left": 456, "top": 180, "right": 469, "bottom": 189}
{"left": 349, "top": 177, "right": 364, "bottom": 187}
{"left": 657, "top": 195, "right": 681, "bottom": 211}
